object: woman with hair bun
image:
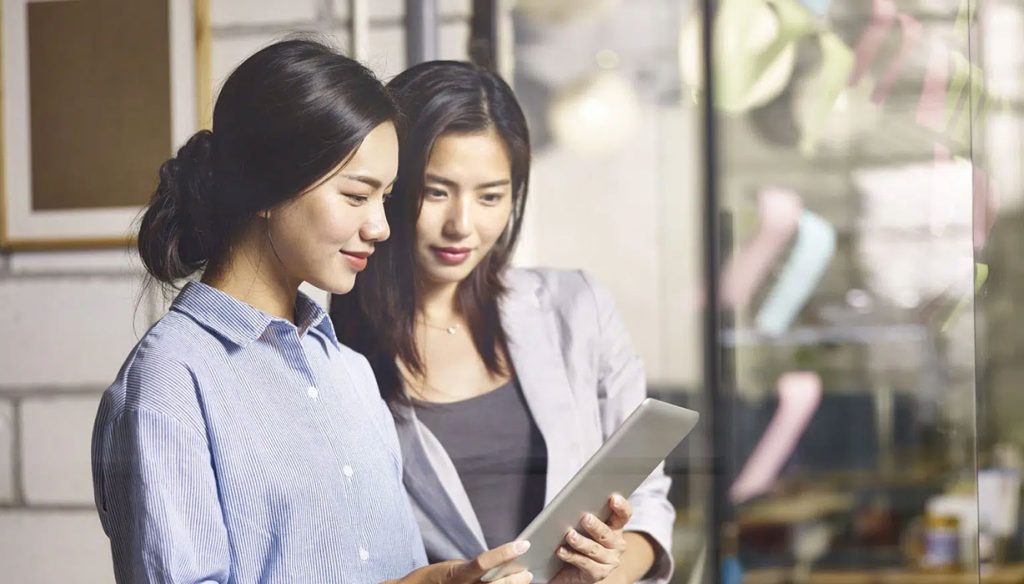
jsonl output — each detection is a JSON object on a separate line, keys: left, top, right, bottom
{"left": 92, "top": 40, "right": 532, "bottom": 584}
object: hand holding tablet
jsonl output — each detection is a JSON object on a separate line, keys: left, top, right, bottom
{"left": 393, "top": 541, "right": 534, "bottom": 584}
{"left": 482, "top": 399, "right": 699, "bottom": 582}
{"left": 549, "top": 494, "right": 632, "bottom": 583}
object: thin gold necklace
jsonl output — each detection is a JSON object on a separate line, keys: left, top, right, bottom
{"left": 416, "top": 316, "right": 461, "bottom": 335}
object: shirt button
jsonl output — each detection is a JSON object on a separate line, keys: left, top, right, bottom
{"left": 307, "top": 386, "right": 319, "bottom": 399}
{"left": 343, "top": 465, "right": 354, "bottom": 478}
{"left": 359, "top": 547, "right": 370, "bottom": 561}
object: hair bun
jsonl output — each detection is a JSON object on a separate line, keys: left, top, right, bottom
{"left": 175, "top": 129, "right": 217, "bottom": 266}
{"left": 137, "top": 129, "right": 218, "bottom": 283}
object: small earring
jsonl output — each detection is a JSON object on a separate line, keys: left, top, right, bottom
{"left": 258, "top": 209, "right": 270, "bottom": 220}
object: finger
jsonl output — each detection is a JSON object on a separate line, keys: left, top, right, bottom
{"left": 564, "top": 528, "right": 617, "bottom": 564}
{"left": 492, "top": 570, "right": 534, "bottom": 584}
{"left": 606, "top": 494, "right": 632, "bottom": 530}
{"left": 579, "top": 513, "right": 619, "bottom": 550}
{"left": 556, "top": 546, "right": 612, "bottom": 582}
{"left": 452, "top": 541, "right": 530, "bottom": 582}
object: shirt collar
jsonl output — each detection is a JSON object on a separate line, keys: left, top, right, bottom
{"left": 295, "top": 288, "right": 340, "bottom": 348}
{"left": 171, "top": 281, "right": 339, "bottom": 349}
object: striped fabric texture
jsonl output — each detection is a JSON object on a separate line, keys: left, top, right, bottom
{"left": 92, "top": 281, "right": 427, "bottom": 583}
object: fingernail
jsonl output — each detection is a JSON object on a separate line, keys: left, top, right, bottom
{"left": 613, "top": 494, "right": 625, "bottom": 506}
{"left": 514, "top": 540, "right": 531, "bottom": 554}
{"left": 567, "top": 528, "right": 578, "bottom": 542}
{"left": 585, "top": 513, "right": 597, "bottom": 526}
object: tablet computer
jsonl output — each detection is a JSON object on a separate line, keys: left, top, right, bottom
{"left": 481, "top": 398, "right": 699, "bottom": 582}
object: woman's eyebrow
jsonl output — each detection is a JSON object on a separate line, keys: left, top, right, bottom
{"left": 424, "top": 173, "right": 510, "bottom": 190}
{"left": 475, "top": 179, "right": 511, "bottom": 189}
{"left": 341, "top": 174, "right": 395, "bottom": 189}
{"left": 424, "top": 173, "right": 458, "bottom": 189}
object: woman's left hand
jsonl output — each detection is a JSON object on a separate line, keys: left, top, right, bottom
{"left": 549, "top": 494, "right": 633, "bottom": 584}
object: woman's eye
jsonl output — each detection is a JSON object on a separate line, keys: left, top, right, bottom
{"left": 344, "top": 194, "right": 369, "bottom": 205}
{"left": 480, "top": 193, "right": 504, "bottom": 204}
{"left": 424, "top": 188, "right": 447, "bottom": 200}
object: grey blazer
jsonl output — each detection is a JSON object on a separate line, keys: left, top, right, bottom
{"left": 392, "top": 268, "right": 675, "bottom": 583}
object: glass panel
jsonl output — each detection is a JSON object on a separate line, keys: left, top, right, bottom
{"left": 972, "top": 0, "right": 1024, "bottom": 575}
{"left": 699, "top": 0, "right": 985, "bottom": 582}
{"left": 499, "top": 0, "right": 997, "bottom": 581}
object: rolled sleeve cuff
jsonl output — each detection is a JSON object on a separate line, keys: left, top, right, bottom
{"left": 624, "top": 506, "right": 675, "bottom": 584}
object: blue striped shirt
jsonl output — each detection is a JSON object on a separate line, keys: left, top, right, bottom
{"left": 91, "top": 281, "right": 427, "bottom": 583}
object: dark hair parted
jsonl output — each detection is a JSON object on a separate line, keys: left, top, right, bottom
{"left": 137, "top": 39, "right": 398, "bottom": 284}
{"left": 331, "top": 61, "right": 531, "bottom": 406}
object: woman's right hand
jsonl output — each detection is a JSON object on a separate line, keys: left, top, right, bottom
{"left": 393, "top": 541, "right": 533, "bottom": 584}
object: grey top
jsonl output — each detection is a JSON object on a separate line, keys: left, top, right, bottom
{"left": 413, "top": 378, "right": 548, "bottom": 548}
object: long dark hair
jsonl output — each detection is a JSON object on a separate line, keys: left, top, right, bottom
{"left": 331, "top": 61, "right": 531, "bottom": 406}
{"left": 137, "top": 39, "right": 398, "bottom": 284}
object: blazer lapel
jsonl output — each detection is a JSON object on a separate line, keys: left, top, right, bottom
{"left": 500, "top": 278, "right": 586, "bottom": 504}
{"left": 393, "top": 404, "right": 488, "bottom": 557}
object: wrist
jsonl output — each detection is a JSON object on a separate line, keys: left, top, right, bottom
{"left": 613, "top": 531, "right": 659, "bottom": 583}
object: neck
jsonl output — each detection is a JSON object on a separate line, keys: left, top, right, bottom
{"left": 417, "top": 277, "right": 462, "bottom": 324}
{"left": 202, "top": 225, "right": 299, "bottom": 323}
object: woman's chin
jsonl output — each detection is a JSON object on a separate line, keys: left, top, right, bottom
{"left": 420, "top": 262, "right": 477, "bottom": 287}
{"left": 307, "top": 274, "right": 357, "bottom": 296}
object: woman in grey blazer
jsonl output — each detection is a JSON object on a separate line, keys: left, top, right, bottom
{"left": 331, "top": 61, "right": 674, "bottom": 584}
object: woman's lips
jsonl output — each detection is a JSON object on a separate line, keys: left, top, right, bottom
{"left": 431, "top": 246, "right": 472, "bottom": 266}
{"left": 340, "top": 250, "right": 371, "bottom": 271}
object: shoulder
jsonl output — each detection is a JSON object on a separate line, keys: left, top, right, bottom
{"left": 334, "top": 342, "right": 374, "bottom": 381}
{"left": 99, "top": 313, "right": 211, "bottom": 434}
{"left": 504, "top": 267, "right": 615, "bottom": 319}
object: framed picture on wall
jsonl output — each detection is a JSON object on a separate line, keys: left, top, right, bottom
{"left": 0, "top": 0, "right": 211, "bottom": 250}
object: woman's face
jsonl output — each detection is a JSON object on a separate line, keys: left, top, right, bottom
{"left": 267, "top": 121, "right": 398, "bottom": 294}
{"left": 414, "top": 128, "right": 514, "bottom": 288}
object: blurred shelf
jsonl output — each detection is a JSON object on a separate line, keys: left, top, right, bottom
{"left": 722, "top": 324, "right": 928, "bottom": 348}
{"left": 738, "top": 492, "right": 855, "bottom": 527}
{"left": 775, "top": 467, "right": 948, "bottom": 491}
{"left": 745, "top": 565, "right": 1024, "bottom": 584}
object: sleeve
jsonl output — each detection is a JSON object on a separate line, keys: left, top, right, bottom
{"left": 93, "top": 373, "right": 231, "bottom": 583}
{"left": 580, "top": 271, "right": 676, "bottom": 584}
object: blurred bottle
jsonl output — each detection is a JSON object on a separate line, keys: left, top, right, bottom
{"left": 721, "top": 522, "right": 744, "bottom": 584}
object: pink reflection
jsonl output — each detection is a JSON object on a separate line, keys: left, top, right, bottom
{"left": 849, "top": 0, "right": 898, "bottom": 87}
{"left": 730, "top": 372, "right": 823, "bottom": 504}
{"left": 848, "top": 0, "right": 924, "bottom": 105}
{"left": 720, "top": 188, "right": 803, "bottom": 309}
{"left": 871, "top": 13, "right": 922, "bottom": 104}
{"left": 917, "top": 43, "right": 949, "bottom": 132}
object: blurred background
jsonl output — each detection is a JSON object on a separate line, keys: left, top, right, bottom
{"left": 0, "top": 0, "right": 1020, "bottom": 582}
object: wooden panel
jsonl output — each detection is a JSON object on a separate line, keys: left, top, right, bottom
{"left": 27, "top": 0, "right": 171, "bottom": 211}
